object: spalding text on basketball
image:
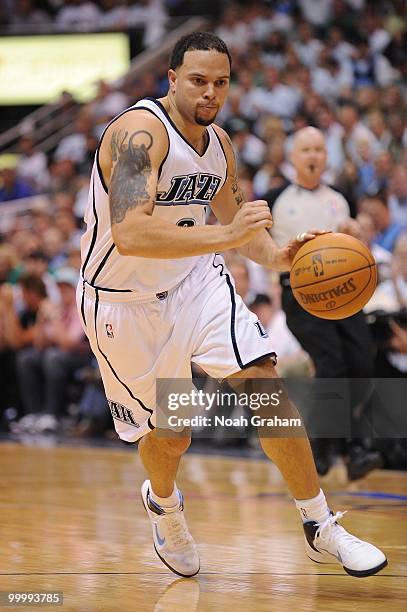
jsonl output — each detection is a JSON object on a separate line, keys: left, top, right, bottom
{"left": 298, "top": 278, "right": 357, "bottom": 305}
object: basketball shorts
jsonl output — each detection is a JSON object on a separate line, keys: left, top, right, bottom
{"left": 77, "top": 253, "right": 277, "bottom": 443}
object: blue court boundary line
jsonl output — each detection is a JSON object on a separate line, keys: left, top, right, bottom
{"left": 331, "top": 491, "right": 407, "bottom": 501}
{"left": 254, "top": 491, "right": 407, "bottom": 502}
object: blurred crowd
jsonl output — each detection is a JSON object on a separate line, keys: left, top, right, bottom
{"left": 0, "top": 0, "right": 171, "bottom": 47}
{"left": 0, "top": 0, "right": 406, "bottom": 468}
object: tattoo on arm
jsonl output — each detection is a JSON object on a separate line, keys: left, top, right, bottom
{"left": 223, "top": 130, "right": 246, "bottom": 207}
{"left": 231, "top": 176, "right": 245, "bottom": 207}
{"left": 109, "top": 129, "right": 153, "bottom": 224}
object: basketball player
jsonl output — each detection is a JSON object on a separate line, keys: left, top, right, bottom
{"left": 78, "top": 33, "right": 387, "bottom": 578}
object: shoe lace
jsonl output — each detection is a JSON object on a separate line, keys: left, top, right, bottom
{"left": 161, "top": 511, "right": 192, "bottom": 551}
{"left": 315, "top": 511, "right": 365, "bottom": 553}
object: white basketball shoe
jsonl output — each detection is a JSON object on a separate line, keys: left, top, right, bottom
{"left": 141, "top": 480, "right": 200, "bottom": 577}
{"left": 303, "top": 510, "right": 388, "bottom": 577}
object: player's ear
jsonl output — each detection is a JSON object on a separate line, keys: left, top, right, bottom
{"left": 168, "top": 69, "right": 177, "bottom": 93}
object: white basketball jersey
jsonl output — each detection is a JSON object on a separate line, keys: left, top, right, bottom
{"left": 80, "top": 97, "right": 227, "bottom": 294}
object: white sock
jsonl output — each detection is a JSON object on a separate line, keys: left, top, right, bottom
{"left": 295, "top": 489, "right": 330, "bottom": 524}
{"left": 149, "top": 484, "right": 180, "bottom": 509}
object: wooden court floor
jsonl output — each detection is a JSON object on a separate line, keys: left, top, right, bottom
{"left": 0, "top": 442, "right": 406, "bottom": 612}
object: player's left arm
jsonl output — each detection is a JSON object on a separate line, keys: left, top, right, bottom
{"left": 211, "top": 127, "right": 323, "bottom": 271}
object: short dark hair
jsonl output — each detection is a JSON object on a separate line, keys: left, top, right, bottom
{"left": 169, "top": 31, "right": 232, "bottom": 70}
{"left": 19, "top": 272, "right": 47, "bottom": 298}
{"left": 250, "top": 293, "right": 272, "bottom": 308}
{"left": 361, "top": 189, "right": 388, "bottom": 207}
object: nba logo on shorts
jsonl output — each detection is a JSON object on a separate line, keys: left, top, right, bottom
{"left": 106, "top": 323, "right": 114, "bottom": 338}
{"left": 254, "top": 320, "right": 269, "bottom": 338}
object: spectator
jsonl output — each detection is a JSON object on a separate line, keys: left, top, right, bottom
{"left": 360, "top": 192, "right": 403, "bottom": 253}
{"left": 298, "top": 0, "right": 334, "bottom": 29}
{"left": 128, "top": 0, "right": 168, "bottom": 48}
{"left": 56, "top": 0, "right": 101, "bottom": 31}
{"left": 261, "top": 30, "right": 288, "bottom": 70}
{"left": 48, "top": 159, "right": 81, "bottom": 196}
{"left": 254, "top": 66, "right": 301, "bottom": 119}
{"left": 371, "top": 234, "right": 407, "bottom": 376}
{"left": 388, "top": 165, "right": 407, "bottom": 231}
{"left": 353, "top": 38, "right": 398, "bottom": 88}
{"left": 356, "top": 139, "right": 377, "bottom": 197}
{"left": 1, "top": 272, "right": 47, "bottom": 351}
{"left": 0, "top": 244, "right": 20, "bottom": 285}
{"left": 311, "top": 55, "right": 351, "bottom": 101}
{"left": 16, "top": 136, "right": 49, "bottom": 192}
{"left": 88, "top": 80, "right": 129, "bottom": 129}
{"left": 370, "top": 150, "right": 395, "bottom": 194}
{"left": 387, "top": 112, "right": 406, "bottom": 162}
{"left": 215, "top": 4, "right": 250, "bottom": 54}
{"left": 9, "top": 0, "right": 51, "bottom": 30}
{"left": 315, "top": 104, "right": 345, "bottom": 179}
{"left": 230, "top": 69, "right": 261, "bottom": 123}
{"left": 23, "top": 250, "right": 60, "bottom": 304}
{"left": 293, "top": 21, "right": 323, "bottom": 68}
{"left": 42, "top": 227, "right": 67, "bottom": 270}
{"left": 327, "top": 25, "right": 356, "bottom": 63}
{"left": 0, "top": 272, "right": 48, "bottom": 425}
{"left": 338, "top": 102, "right": 378, "bottom": 165}
{"left": 54, "top": 115, "right": 92, "bottom": 164}
{"left": 364, "top": 13, "right": 391, "bottom": 54}
{"left": 0, "top": 166, "right": 35, "bottom": 202}
{"left": 349, "top": 38, "right": 378, "bottom": 88}
{"left": 357, "top": 212, "right": 392, "bottom": 284}
{"left": 8, "top": 229, "right": 42, "bottom": 263}
{"left": 367, "top": 110, "right": 392, "bottom": 151}
{"left": 249, "top": 2, "right": 292, "bottom": 40}
{"left": 249, "top": 293, "right": 310, "bottom": 376}
{"left": 383, "top": 28, "right": 407, "bottom": 76}
{"left": 15, "top": 267, "right": 89, "bottom": 432}
{"left": 225, "top": 256, "right": 255, "bottom": 306}
{"left": 226, "top": 118, "right": 266, "bottom": 169}
{"left": 98, "top": 0, "right": 129, "bottom": 31}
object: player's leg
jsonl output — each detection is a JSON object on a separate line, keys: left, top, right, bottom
{"left": 138, "top": 429, "right": 191, "bottom": 498}
{"left": 228, "top": 358, "right": 319, "bottom": 499}
{"left": 138, "top": 429, "right": 199, "bottom": 578}
{"left": 227, "top": 358, "right": 387, "bottom": 577}
{"left": 77, "top": 284, "right": 199, "bottom": 577}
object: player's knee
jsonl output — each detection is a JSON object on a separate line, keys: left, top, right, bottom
{"left": 152, "top": 432, "right": 191, "bottom": 457}
{"left": 170, "top": 436, "right": 191, "bottom": 456}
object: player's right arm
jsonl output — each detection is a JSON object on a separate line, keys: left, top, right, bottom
{"left": 99, "top": 112, "right": 271, "bottom": 258}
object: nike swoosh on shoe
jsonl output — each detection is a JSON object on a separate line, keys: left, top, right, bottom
{"left": 155, "top": 523, "right": 166, "bottom": 546}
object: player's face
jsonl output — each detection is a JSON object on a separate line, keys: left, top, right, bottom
{"left": 291, "top": 132, "right": 327, "bottom": 182}
{"left": 170, "top": 50, "right": 230, "bottom": 126}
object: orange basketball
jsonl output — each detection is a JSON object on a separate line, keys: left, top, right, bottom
{"left": 289, "top": 232, "right": 377, "bottom": 320}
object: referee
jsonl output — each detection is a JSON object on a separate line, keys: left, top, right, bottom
{"left": 265, "top": 127, "right": 382, "bottom": 480}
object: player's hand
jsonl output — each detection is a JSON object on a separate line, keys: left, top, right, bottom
{"left": 277, "top": 229, "right": 331, "bottom": 270}
{"left": 228, "top": 200, "right": 273, "bottom": 246}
